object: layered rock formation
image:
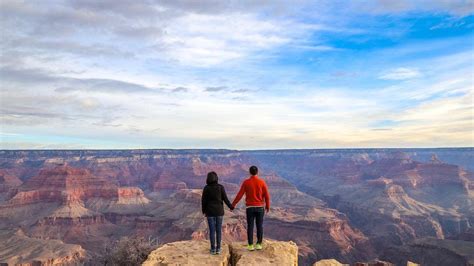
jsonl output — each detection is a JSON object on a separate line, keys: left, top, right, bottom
{"left": 0, "top": 148, "right": 472, "bottom": 265}
{"left": 0, "top": 164, "right": 155, "bottom": 258}
{"left": 0, "top": 165, "right": 152, "bottom": 228}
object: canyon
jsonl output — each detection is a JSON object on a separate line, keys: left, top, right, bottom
{"left": 0, "top": 148, "right": 472, "bottom": 265}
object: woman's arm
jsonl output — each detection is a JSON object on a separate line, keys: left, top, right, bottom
{"left": 201, "top": 186, "right": 208, "bottom": 214}
{"left": 221, "top": 185, "right": 233, "bottom": 210}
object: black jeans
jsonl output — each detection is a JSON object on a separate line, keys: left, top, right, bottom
{"left": 246, "top": 207, "right": 264, "bottom": 245}
{"left": 207, "top": 216, "right": 223, "bottom": 251}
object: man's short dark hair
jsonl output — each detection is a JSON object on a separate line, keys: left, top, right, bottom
{"left": 249, "top": 166, "right": 258, "bottom": 176}
{"left": 206, "top": 171, "right": 218, "bottom": 185}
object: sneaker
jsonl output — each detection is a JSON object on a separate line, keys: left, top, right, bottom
{"left": 255, "top": 243, "right": 263, "bottom": 250}
{"left": 247, "top": 244, "right": 255, "bottom": 251}
{"left": 210, "top": 249, "right": 216, "bottom": 255}
{"left": 216, "top": 249, "right": 222, "bottom": 255}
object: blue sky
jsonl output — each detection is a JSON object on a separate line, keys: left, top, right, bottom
{"left": 0, "top": 0, "right": 473, "bottom": 149}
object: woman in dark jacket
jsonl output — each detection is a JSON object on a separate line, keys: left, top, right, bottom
{"left": 201, "top": 171, "right": 233, "bottom": 255}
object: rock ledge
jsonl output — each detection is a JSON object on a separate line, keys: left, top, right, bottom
{"left": 142, "top": 239, "right": 297, "bottom": 266}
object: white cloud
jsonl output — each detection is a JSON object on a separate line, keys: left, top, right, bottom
{"left": 0, "top": 2, "right": 318, "bottom": 68}
{"left": 378, "top": 67, "right": 422, "bottom": 80}
{"left": 156, "top": 13, "right": 293, "bottom": 66}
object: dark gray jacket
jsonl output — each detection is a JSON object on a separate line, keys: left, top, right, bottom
{"left": 201, "top": 183, "right": 233, "bottom": 216}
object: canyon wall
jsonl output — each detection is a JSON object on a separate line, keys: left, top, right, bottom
{"left": 0, "top": 148, "right": 472, "bottom": 265}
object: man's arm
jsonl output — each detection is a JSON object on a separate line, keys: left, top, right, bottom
{"left": 263, "top": 181, "right": 270, "bottom": 212}
{"left": 231, "top": 181, "right": 246, "bottom": 208}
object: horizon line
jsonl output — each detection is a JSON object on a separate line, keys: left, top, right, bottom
{"left": 1, "top": 147, "right": 473, "bottom": 152}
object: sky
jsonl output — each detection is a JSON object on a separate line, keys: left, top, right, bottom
{"left": 0, "top": 0, "right": 473, "bottom": 149}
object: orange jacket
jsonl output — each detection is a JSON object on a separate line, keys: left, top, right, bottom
{"left": 232, "top": 175, "right": 270, "bottom": 210}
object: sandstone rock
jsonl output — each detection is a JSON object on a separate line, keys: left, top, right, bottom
{"left": 229, "top": 240, "right": 298, "bottom": 266}
{"left": 406, "top": 261, "right": 420, "bottom": 266}
{"left": 117, "top": 187, "right": 150, "bottom": 205}
{"left": 143, "top": 240, "right": 297, "bottom": 266}
{"left": 313, "top": 258, "right": 349, "bottom": 266}
{"left": 142, "top": 240, "right": 229, "bottom": 266}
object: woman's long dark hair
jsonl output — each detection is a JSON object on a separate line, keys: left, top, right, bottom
{"left": 206, "top": 171, "right": 218, "bottom": 185}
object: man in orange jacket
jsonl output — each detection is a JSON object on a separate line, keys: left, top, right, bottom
{"left": 232, "top": 165, "right": 270, "bottom": 251}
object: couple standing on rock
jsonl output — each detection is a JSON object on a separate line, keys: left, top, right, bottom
{"left": 201, "top": 165, "right": 271, "bottom": 255}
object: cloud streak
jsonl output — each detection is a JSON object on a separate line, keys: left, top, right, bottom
{"left": 378, "top": 67, "right": 421, "bottom": 80}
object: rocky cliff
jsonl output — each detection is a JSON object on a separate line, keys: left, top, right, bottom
{"left": 142, "top": 239, "right": 298, "bottom": 266}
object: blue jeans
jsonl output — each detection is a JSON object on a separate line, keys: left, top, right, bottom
{"left": 207, "top": 216, "right": 223, "bottom": 251}
{"left": 246, "top": 207, "right": 264, "bottom": 245}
